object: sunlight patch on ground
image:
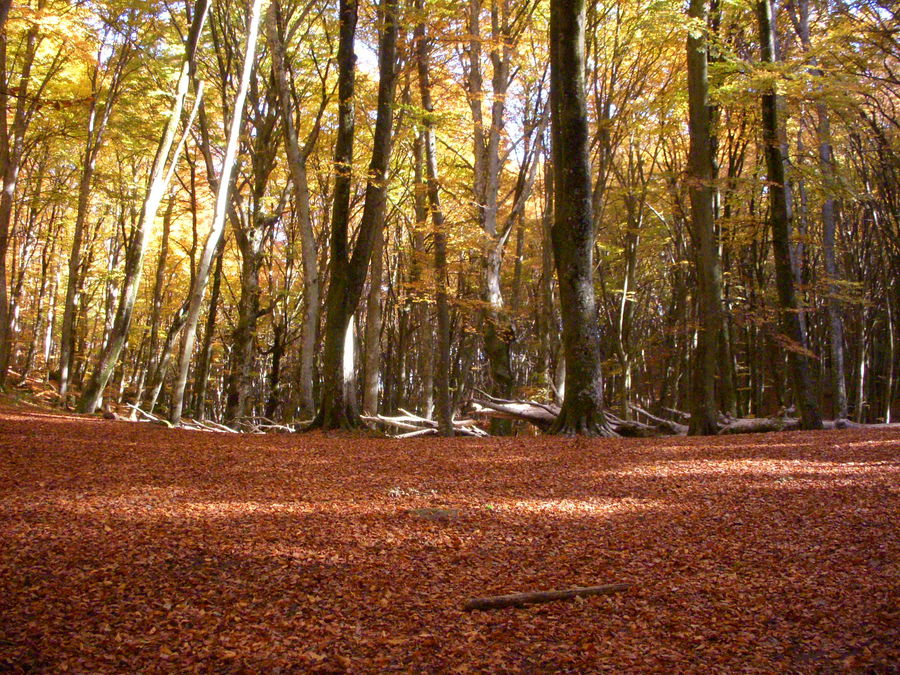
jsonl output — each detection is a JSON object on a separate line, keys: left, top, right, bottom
{"left": 613, "top": 458, "right": 897, "bottom": 480}
{"left": 496, "top": 497, "right": 666, "bottom": 517}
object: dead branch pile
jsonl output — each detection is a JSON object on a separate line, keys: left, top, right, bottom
{"left": 127, "top": 404, "right": 238, "bottom": 433}
{"left": 362, "top": 408, "right": 489, "bottom": 438}
{"left": 467, "top": 394, "right": 884, "bottom": 437}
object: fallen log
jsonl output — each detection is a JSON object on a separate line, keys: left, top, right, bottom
{"left": 662, "top": 406, "right": 691, "bottom": 421}
{"left": 197, "top": 419, "right": 239, "bottom": 433}
{"left": 628, "top": 404, "right": 688, "bottom": 435}
{"left": 468, "top": 400, "right": 558, "bottom": 431}
{"left": 718, "top": 417, "right": 800, "bottom": 434}
{"left": 611, "top": 419, "right": 665, "bottom": 438}
{"left": 463, "top": 582, "right": 631, "bottom": 611}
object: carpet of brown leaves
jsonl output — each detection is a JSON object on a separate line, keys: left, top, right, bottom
{"left": 1, "top": 406, "right": 898, "bottom": 673}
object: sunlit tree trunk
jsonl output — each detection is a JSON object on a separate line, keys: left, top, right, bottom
{"left": 266, "top": 0, "right": 325, "bottom": 420}
{"left": 170, "top": 0, "right": 260, "bottom": 425}
{"left": 77, "top": 54, "right": 204, "bottom": 413}
{"left": 548, "top": 0, "right": 612, "bottom": 436}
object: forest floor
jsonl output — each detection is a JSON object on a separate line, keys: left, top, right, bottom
{"left": 0, "top": 405, "right": 898, "bottom": 673}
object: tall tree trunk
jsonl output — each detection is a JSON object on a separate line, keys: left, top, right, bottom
{"left": 468, "top": 0, "right": 516, "bottom": 410}
{"left": 309, "top": 0, "right": 399, "bottom": 430}
{"left": 266, "top": 0, "right": 323, "bottom": 420}
{"left": 547, "top": 0, "right": 612, "bottom": 436}
{"left": 134, "top": 194, "right": 175, "bottom": 408}
{"left": 536, "top": 153, "right": 560, "bottom": 396}
{"left": 755, "top": 0, "right": 822, "bottom": 429}
{"left": 790, "top": 0, "right": 848, "bottom": 420}
{"left": 686, "top": 0, "right": 725, "bottom": 435}
{"left": 57, "top": 40, "right": 131, "bottom": 399}
{"left": 224, "top": 223, "right": 265, "bottom": 425}
{"left": 0, "top": 0, "right": 11, "bottom": 33}
{"left": 59, "top": 107, "right": 103, "bottom": 402}
{"left": 170, "top": 0, "right": 261, "bottom": 425}
{"left": 415, "top": 1, "right": 453, "bottom": 436}
{"left": 885, "top": 299, "right": 895, "bottom": 423}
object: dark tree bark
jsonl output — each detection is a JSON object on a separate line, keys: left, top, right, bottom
{"left": 362, "top": 221, "right": 385, "bottom": 413}
{"left": 755, "top": 0, "right": 822, "bottom": 430}
{"left": 415, "top": 1, "right": 454, "bottom": 436}
{"left": 686, "top": 0, "right": 725, "bottom": 435}
{"left": 264, "top": 321, "right": 284, "bottom": 420}
{"left": 308, "top": 0, "right": 399, "bottom": 430}
{"left": 0, "top": 0, "right": 11, "bottom": 33}
{"left": 788, "top": 0, "right": 848, "bottom": 420}
{"left": 547, "top": 0, "right": 613, "bottom": 436}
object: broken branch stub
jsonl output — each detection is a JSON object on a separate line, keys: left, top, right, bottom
{"left": 463, "top": 582, "right": 631, "bottom": 611}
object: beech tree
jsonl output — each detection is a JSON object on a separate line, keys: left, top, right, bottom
{"left": 756, "top": 0, "right": 822, "bottom": 431}
{"left": 170, "top": 0, "right": 264, "bottom": 426}
{"left": 415, "top": 0, "right": 453, "bottom": 436}
{"left": 308, "top": 0, "right": 399, "bottom": 430}
{"left": 547, "top": 0, "right": 612, "bottom": 435}
{"left": 685, "top": 0, "right": 725, "bottom": 435}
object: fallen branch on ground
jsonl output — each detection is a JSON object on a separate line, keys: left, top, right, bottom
{"left": 628, "top": 404, "right": 689, "bottom": 435}
{"left": 362, "top": 412, "right": 489, "bottom": 438}
{"left": 127, "top": 404, "right": 172, "bottom": 427}
{"left": 463, "top": 582, "right": 631, "bottom": 611}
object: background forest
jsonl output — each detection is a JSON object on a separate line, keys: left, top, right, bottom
{"left": 0, "top": 0, "right": 897, "bottom": 432}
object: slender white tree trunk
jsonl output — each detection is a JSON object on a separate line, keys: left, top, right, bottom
{"left": 170, "top": 0, "right": 264, "bottom": 425}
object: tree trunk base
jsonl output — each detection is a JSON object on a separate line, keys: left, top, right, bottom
{"left": 548, "top": 404, "right": 616, "bottom": 437}
{"left": 304, "top": 403, "right": 366, "bottom": 432}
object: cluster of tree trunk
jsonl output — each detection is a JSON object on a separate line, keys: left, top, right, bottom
{"left": 0, "top": 0, "right": 895, "bottom": 437}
